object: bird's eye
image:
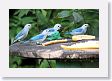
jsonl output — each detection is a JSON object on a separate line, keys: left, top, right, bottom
{"left": 58, "top": 26, "right": 60, "bottom": 27}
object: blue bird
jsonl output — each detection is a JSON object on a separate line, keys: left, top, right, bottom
{"left": 45, "top": 24, "right": 62, "bottom": 36}
{"left": 65, "top": 24, "right": 89, "bottom": 35}
{"left": 26, "top": 29, "right": 49, "bottom": 44}
{"left": 13, "top": 24, "right": 32, "bottom": 43}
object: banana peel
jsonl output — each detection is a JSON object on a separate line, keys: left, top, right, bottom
{"left": 42, "top": 39, "right": 68, "bottom": 46}
{"left": 61, "top": 41, "right": 99, "bottom": 50}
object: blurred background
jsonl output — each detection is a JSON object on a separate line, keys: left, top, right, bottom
{"left": 9, "top": 9, "right": 99, "bottom": 44}
{"left": 9, "top": 9, "right": 99, "bottom": 68}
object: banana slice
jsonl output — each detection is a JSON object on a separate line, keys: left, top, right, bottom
{"left": 61, "top": 41, "right": 99, "bottom": 50}
{"left": 72, "top": 35, "right": 95, "bottom": 41}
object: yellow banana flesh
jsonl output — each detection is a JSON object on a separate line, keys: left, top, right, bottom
{"left": 72, "top": 35, "right": 95, "bottom": 41}
{"left": 61, "top": 41, "right": 99, "bottom": 50}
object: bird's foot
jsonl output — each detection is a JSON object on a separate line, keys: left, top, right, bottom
{"left": 36, "top": 42, "right": 42, "bottom": 45}
{"left": 20, "top": 41, "right": 25, "bottom": 44}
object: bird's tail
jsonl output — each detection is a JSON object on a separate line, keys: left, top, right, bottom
{"left": 11, "top": 39, "right": 18, "bottom": 44}
{"left": 23, "top": 40, "right": 30, "bottom": 44}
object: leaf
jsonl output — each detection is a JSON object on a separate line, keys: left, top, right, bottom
{"left": 10, "top": 16, "right": 21, "bottom": 24}
{"left": 39, "top": 60, "right": 56, "bottom": 68}
{"left": 36, "top": 10, "right": 48, "bottom": 25}
{"left": 9, "top": 56, "right": 22, "bottom": 68}
{"left": 39, "top": 60, "right": 49, "bottom": 68}
{"left": 31, "top": 9, "right": 36, "bottom": 14}
{"left": 17, "top": 9, "right": 30, "bottom": 18}
{"left": 21, "top": 17, "right": 34, "bottom": 25}
{"left": 12, "top": 64, "right": 18, "bottom": 68}
{"left": 46, "top": 10, "right": 52, "bottom": 20}
{"left": 11, "top": 37, "right": 14, "bottom": 44}
{"left": 9, "top": 29, "right": 16, "bottom": 39}
{"left": 16, "top": 57, "right": 22, "bottom": 65}
{"left": 48, "top": 60, "right": 56, "bottom": 68}
{"left": 72, "top": 12, "right": 83, "bottom": 22}
{"left": 57, "top": 11, "right": 71, "bottom": 18}
{"left": 14, "top": 10, "right": 21, "bottom": 15}
{"left": 41, "top": 9, "right": 47, "bottom": 17}
{"left": 16, "top": 27, "right": 22, "bottom": 33}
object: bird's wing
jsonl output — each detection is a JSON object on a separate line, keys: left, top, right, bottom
{"left": 15, "top": 29, "right": 27, "bottom": 39}
{"left": 72, "top": 28, "right": 83, "bottom": 33}
{"left": 46, "top": 28, "right": 56, "bottom": 36}
{"left": 30, "top": 34, "right": 45, "bottom": 41}
{"left": 47, "top": 28, "right": 55, "bottom": 32}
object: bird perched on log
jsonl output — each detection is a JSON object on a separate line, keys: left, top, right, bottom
{"left": 12, "top": 24, "right": 32, "bottom": 44}
{"left": 25, "top": 29, "right": 50, "bottom": 44}
{"left": 65, "top": 24, "right": 89, "bottom": 35}
{"left": 45, "top": 24, "right": 62, "bottom": 36}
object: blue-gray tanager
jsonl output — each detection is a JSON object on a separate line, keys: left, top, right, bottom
{"left": 45, "top": 24, "right": 62, "bottom": 36}
{"left": 13, "top": 24, "right": 31, "bottom": 43}
{"left": 25, "top": 29, "right": 49, "bottom": 44}
{"left": 65, "top": 24, "right": 89, "bottom": 35}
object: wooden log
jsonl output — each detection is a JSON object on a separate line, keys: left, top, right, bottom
{"left": 9, "top": 40, "right": 99, "bottom": 59}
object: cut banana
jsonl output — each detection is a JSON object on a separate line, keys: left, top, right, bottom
{"left": 61, "top": 41, "right": 99, "bottom": 50}
{"left": 42, "top": 39, "right": 68, "bottom": 46}
{"left": 72, "top": 35, "right": 95, "bottom": 41}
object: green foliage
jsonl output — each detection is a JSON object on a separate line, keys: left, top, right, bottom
{"left": 9, "top": 55, "right": 22, "bottom": 68}
{"left": 9, "top": 55, "right": 98, "bottom": 68}
{"left": 39, "top": 60, "right": 49, "bottom": 68}
{"left": 57, "top": 10, "right": 72, "bottom": 18}
{"left": 9, "top": 9, "right": 99, "bottom": 68}
{"left": 9, "top": 9, "right": 99, "bottom": 44}
{"left": 9, "top": 56, "right": 56, "bottom": 68}
{"left": 14, "top": 9, "right": 30, "bottom": 18}
{"left": 39, "top": 60, "right": 56, "bottom": 68}
{"left": 72, "top": 12, "right": 83, "bottom": 22}
{"left": 48, "top": 60, "right": 56, "bottom": 68}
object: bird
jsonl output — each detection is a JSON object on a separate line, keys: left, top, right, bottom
{"left": 25, "top": 29, "right": 49, "bottom": 44}
{"left": 12, "top": 24, "right": 32, "bottom": 44}
{"left": 65, "top": 24, "right": 89, "bottom": 35}
{"left": 45, "top": 24, "right": 62, "bottom": 36}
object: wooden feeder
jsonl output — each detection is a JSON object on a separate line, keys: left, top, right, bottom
{"left": 9, "top": 35, "right": 99, "bottom": 59}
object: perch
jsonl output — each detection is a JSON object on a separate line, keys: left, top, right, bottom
{"left": 9, "top": 39, "right": 99, "bottom": 59}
